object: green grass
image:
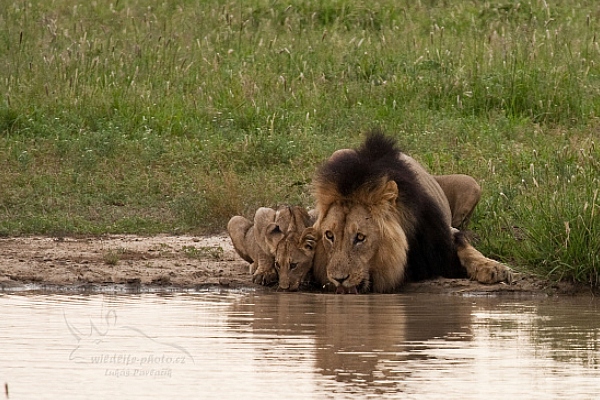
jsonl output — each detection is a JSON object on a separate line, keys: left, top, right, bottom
{"left": 1, "top": 0, "right": 600, "bottom": 285}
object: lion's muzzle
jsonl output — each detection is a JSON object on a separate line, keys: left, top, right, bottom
{"left": 329, "top": 272, "right": 361, "bottom": 294}
{"left": 334, "top": 285, "right": 359, "bottom": 295}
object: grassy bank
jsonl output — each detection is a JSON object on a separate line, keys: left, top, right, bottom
{"left": 1, "top": 0, "right": 599, "bottom": 285}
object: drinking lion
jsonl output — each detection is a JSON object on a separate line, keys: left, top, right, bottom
{"left": 310, "top": 130, "right": 513, "bottom": 293}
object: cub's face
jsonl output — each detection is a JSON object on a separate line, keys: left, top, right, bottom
{"left": 273, "top": 229, "right": 317, "bottom": 291}
{"left": 318, "top": 203, "right": 380, "bottom": 294}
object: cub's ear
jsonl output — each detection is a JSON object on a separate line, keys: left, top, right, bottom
{"left": 300, "top": 227, "right": 319, "bottom": 251}
{"left": 380, "top": 179, "right": 398, "bottom": 204}
{"left": 307, "top": 209, "right": 319, "bottom": 224}
{"left": 265, "top": 223, "right": 285, "bottom": 251}
{"left": 254, "top": 207, "right": 276, "bottom": 223}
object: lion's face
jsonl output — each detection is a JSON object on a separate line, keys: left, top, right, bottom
{"left": 264, "top": 207, "right": 315, "bottom": 291}
{"left": 318, "top": 203, "right": 381, "bottom": 294}
{"left": 314, "top": 179, "right": 410, "bottom": 294}
{"left": 273, "top": 228, "right": 317, "bottom": 291}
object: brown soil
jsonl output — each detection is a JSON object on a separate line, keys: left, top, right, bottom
{"left": 0, "top": 235, "right": 595, "bottom": 296}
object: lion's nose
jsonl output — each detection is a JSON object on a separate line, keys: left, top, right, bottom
{"left": 278, "top": 280, "right": 290, "bottom": 290}
{"left": 332, "top": 274, "right": 350, "bottom": 286}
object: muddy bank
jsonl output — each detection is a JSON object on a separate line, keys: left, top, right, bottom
{"left": 0, "top": 235, "right": 594, "bottom": 296}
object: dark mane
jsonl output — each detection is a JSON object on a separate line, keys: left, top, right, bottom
{"left": 315, "top": 129, "right": 466, "bottom": 284}
{"left": 316, "top": 129, "right": 404, "bottom": 197}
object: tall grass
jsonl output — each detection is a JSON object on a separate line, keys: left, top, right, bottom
{"left": 509, "top": 139, "right": 599, "bottom": 285}
{"left": 1, "top": 0, "right": 599, "bottom": 284}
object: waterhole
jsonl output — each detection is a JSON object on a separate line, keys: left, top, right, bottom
{"left": 2, "top": 290, "right": 599, "bottom": 399}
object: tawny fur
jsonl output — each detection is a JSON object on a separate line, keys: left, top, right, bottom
{"left": 312, "top": 131, "right": 513, "bottom": 293}
{"left": 227, "top": 205, "right": 312, "bottom": 286}
{"left": 434, "top": 175, "right": 482, "bottom": 229}
{"left": 267, "top": 227, "right": 318, "bottom": 291}
{"left": 227, "top": 207, "right": 277, "bottom": 284}
{"left": 453, "top": 229, "right": 513, "bottom": 283}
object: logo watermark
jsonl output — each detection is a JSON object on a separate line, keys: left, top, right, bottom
{"left": 64, "top": 305, "right": 194, "bottom": 379}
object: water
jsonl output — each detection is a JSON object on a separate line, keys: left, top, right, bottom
{"left": 1, "top": 290, "right": 599, "bottom": 399}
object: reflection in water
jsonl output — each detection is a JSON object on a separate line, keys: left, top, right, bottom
{"left": 1, "top": 291, "right": 600, "bottom": 399}
{"left": 229, "top": 293, "right": 475, "bottom": 394}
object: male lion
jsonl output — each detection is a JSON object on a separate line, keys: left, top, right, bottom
{"left": 227, "top": 205, "right": 313, "bottom": 287}
{"left": 311, "top": 130, "right": 512, "bottom": 294}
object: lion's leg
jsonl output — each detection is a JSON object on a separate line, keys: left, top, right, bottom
{"left": 453, "top": 229, "right": 513, "bottom": 284}
{"left": 434, "top": 174, "right": 481, "bottom": 229}
{"left": 227, "top": 216, "right": 255, "bottom": 271}
{"left": 252, "top": 253, "right": 278, "bottom": 286}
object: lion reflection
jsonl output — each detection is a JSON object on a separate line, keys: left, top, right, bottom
{"left": 229, "top": 293, "right": 474, "bottom": 390}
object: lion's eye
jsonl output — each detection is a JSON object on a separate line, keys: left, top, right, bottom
{"left": 325, "top": 231, "right": 334, "bottom": 241}
{"left": 355, "top": 233, "right": 365, "bottom": 243}
{"left": 290, "top": 263, "right": 298, "bottom": 270}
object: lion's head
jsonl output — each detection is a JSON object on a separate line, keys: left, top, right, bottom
{"left": 263, "top": 205, "right": 315, "bottom": 290}
{"left": 312, "top": 131, "right": 457, "bottom": 293}
{"left": 266, "top": 227, "right": 318, "bottom": 291}
{"left": 313, "top": 175, "right": 411, "bottom": 293}
{"left": 312, "top": 134, "right": 417, "bottom": 293}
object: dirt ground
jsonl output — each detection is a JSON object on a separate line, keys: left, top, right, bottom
{"left": 0, "top": 234, "right": 595, "bottom": 296}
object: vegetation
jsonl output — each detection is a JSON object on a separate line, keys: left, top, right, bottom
{"left": 1, "top": 0, "right": 599, "bottom": 285}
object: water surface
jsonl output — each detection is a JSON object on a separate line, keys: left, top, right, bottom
{"left": 1, "top": 291, "right": 599, "bottom": 399}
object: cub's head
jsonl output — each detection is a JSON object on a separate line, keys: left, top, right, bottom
{"left": 266, "top": 226, "right": 317, "bottom": 291}
{"left": 273, "top": 205, "right": 312, "bottom": 236}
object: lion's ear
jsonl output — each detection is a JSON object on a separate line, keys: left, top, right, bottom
{"left": 254, "top": 207, "right": 277, "bottom": 237}
{"left": 300, "top": 227, "right": 318, "bottom": 251}
{"left": 380, "top": 180, "right": 398, "bottom": 204}
{"left": 265, "top": 223, "right": 285, "bottom": 251}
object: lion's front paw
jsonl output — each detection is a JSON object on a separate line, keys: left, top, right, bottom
{"left": 252, "top": 267, "right": 278, "bottom": 286}
{"left": 472, "top": 260, "right": 513, "bottom": 284}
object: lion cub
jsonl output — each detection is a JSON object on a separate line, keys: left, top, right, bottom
{"left": 266, "top": 226, "right": 318, "bottom": 291}
{"left": 227, "top": 205, "right": 314, "bottom": 288}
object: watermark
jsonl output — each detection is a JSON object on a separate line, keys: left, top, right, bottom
{"left": 104, "top": 368, "right": 173, "bottom": 378}
{"left": 64, "top": 306, "right": 194, "bottom": 379}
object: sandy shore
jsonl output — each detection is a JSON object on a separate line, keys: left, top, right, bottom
{"left": 0, "top": 234, "right": 594, "bottom": 296}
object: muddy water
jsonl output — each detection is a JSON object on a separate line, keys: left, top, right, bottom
{"left": 1, "top": 291, "right": 600, "bottom": 399}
